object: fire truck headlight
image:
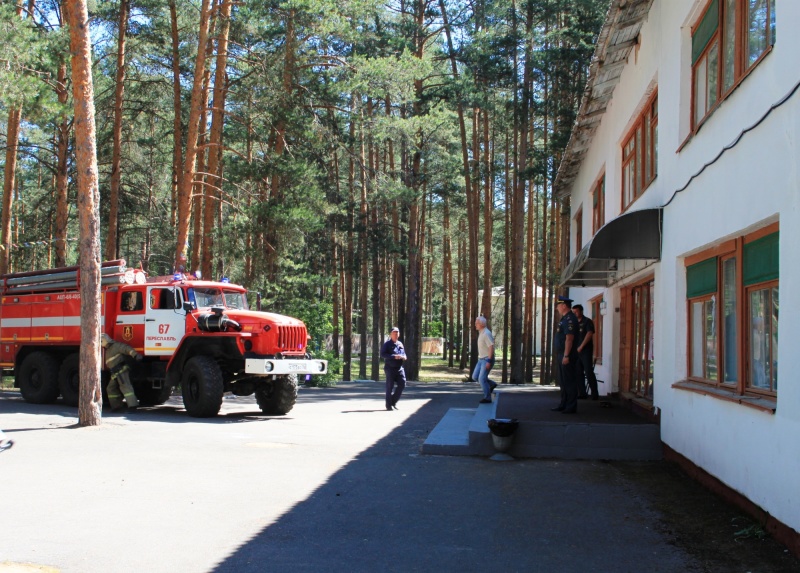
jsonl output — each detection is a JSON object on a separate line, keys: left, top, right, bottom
{"left": 264, "top": 361, "right": 274, "bottom": 373}
{"left": 317, "top": 361, "right": 326, "bottom": 372}
{"left": 243, "top": 339, "right": 253, "bottom": 352}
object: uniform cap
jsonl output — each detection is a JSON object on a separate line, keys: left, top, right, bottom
{"left": 391, "top": 327, "right": 400, "bottom": 333}
{"left": 556, "top": 296, "right": 573, "bottom": 306}
{"left": 100, "top": 333, "right": 113, "bottom": 347}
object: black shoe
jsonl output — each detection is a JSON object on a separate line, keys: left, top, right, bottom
{"left": 392, "top": 404, "right": 399, "bottom": 410}
{"left": 386, "top": 406, "right": 393, "bottom": 411}
{"left": 489, "top": 381, "right": 498, "bottom": 393}
{"left": 479, "top": 398, "right": 492, "bottom": 404}
{"left": 561, "top": 409, "right": 577, "bottom": 414}
{"left": 550, "top": 406, "right": 565, "bottom": 411}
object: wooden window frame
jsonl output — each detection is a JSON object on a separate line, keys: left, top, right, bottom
{"left": 590, "top": 295, "right": 603, "bottom": 365}
{"left": 592, "top": 173, "right": 605, "bottom": 235}
{"left": 621, "top": 91, "right": 658, "bottom": 211}
{"left": 744, "top": 279, "right": 778, "bottom": 395}
{"left": 691, "top": 0, "right": 776, "bottom": 132}
{"left": 575, "top": 207, "right": 583, "bottom": 256}
{"left": 683, "top": 222, "right": 778, "bottom": 400}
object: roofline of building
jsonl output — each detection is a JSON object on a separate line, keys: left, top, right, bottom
{"left": 553, "top": 0, "right": 654, "bottom": 200}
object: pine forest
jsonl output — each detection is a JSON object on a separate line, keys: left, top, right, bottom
{"left": 0, "top": 0, "right": 610, "bottom": 385}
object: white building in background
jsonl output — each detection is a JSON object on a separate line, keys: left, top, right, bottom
{"left": 555, "top": 0, "right": 799, "bottom": 547}
{"left": 479, "top": 286, "right": 546, "bottom": 355}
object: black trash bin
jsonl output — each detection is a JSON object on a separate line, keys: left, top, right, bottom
{"left": 487, "top": 418, "right": 519, "bottom": 454}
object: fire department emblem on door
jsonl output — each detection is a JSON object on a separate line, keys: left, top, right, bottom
{"left": 123, "top": 325, "right": 133, "bottom": 341}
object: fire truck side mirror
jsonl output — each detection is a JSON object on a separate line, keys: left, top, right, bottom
{"left": 183, "top": 301, "right": 196, "bottom": 313}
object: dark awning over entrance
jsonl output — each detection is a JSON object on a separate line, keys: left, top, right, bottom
{"left": 560, "top": 208, "right": 662, "bottom": 287}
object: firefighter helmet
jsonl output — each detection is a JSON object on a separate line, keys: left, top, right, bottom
{"left": 100, "top": 333, "right": 113, "bottom": 347}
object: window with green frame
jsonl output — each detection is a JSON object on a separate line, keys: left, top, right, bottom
{"left": 686, "top": 228, "right": 778, "bottom": 395}
{"left": 691, "top": 0, "right": 776, "bottom": 129}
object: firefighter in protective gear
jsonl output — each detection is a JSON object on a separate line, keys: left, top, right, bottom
{"left": 100, "top": 333, "right": 142, "bottom": 411}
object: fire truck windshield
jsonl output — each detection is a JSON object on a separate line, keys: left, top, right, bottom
{"left": 222, "top": 289, "right": 248, "bottom": 310}
{"left": 189, "top": 287, "right": 248, "bottom": 310}
{"left": 192, "top": 288, "right": 224, "bottom": 308}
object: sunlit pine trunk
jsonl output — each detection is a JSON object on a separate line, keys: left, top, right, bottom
{"left": 201, "top": 0, "right": 232, "bottom": 278}
{"left": 65, "top": 0, "right": 103, "bottom": 426}
{"left": 105, "top": 0, "right": 129, "bottom": 261}
{"left": 174, "top": 0, "right": 212, "bottom": 271}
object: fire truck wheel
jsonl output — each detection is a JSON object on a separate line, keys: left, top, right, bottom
{"left": 255, "top": 374, "right": 298, "bottom": 415}
{"left": 58, "top": 354, "right": 81, "bottom": 407}
{"left": 18, "top": 351, "right": 60, "bottom": 404}
{"left": 181, "top": 356, "right": 224, "bottom": 418}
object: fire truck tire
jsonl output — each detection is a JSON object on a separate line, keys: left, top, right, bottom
{"left": 18, "top": 351, "right": 60, "bottom": 404}
{"left": 181, "top": 356, "right": 224, "bottom": 418}
{"left": 255, "top": 374, "right": 298, "bottom": 415}
{"left": 58, "top": 354, "right": 81, "bottom": 407}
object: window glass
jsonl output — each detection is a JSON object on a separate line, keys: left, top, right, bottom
{"left": 721, "top": 257, "right": 737, "bottom": 383}
{"left": 121, "top": 291, "right": 143, "bottom": 312}
{"left": 222, "top": 289, "right": 248, "bottom": 310}
{"left": 770, "top": 286, "right": 778, "bottom": 389}
{"left": 704, "top": 298, "right": 718, "bottom": 381}
{"left": 707, "top": 41, "right": 719, "bottom": 110}
{"left": 723, "top": 0, "right": 736, "bottom": 92}
{"left": 192, "top": 288, "right": 224, "bottom": 308}
{"left": 749, "top": 288, "right": 771, "bottom": 389}
{"left": 747, "top": 0, "right": 768, "bottom": 66}
{"left": 634, "top": 126, "right": 642, "bottom": 196}
{"left": 694, "top": 59, "right": 707, "bottom": 125}
{"left": 691, "top": 301, "right": 704, "bottom": 378}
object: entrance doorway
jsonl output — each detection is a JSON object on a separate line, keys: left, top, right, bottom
{"left": 620, "top": 277, "right": 654, "bottom": 400}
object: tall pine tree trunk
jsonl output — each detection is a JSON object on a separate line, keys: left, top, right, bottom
{"left": 105, "top": 0, "right": 128, "bottom": 261}
{"left": 66, "top": 0, "right": 103, "bottom": 426}
{"left": 174, "top": 0, "right": 212, "bottom": 271}
{"left": 202, "top": 0, "right": 232, "bottom": 278}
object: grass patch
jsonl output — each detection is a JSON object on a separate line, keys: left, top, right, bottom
{"left": 1, "top": 376, "right": 16, "bottom": 390}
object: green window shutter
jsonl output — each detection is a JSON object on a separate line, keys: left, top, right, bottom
{"left": 692, "top": 0, "right": 719, "bottom": 65}
{"left": 744, "top": 232, "right": 779, "bottom": 285}
{"left": 687, "top": 257, "right": 717, "bottom": 298}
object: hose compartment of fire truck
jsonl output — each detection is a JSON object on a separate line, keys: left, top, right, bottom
{"left": 1, "top": 261, "right": 327, "bottom": 417}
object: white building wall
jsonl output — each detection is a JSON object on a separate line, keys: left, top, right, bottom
{"left": 656, "top": 0, "right": 800, "bottom": 533}
{"left": 566, "top": 0, "right": 800, "bottom": 533}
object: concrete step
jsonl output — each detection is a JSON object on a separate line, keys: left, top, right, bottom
{"left": 422, "top": 389, "right": 662, "bottom": 460}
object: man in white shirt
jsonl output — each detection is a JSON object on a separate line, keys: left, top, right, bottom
{"left": 472, "top": 316, "right": 497, "bottom": 404}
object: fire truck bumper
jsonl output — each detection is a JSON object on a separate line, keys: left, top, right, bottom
{"left": 245, "top": 358, "right": 328, "bottom": 376}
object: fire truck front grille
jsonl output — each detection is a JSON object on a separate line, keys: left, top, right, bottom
{"left": 277, "top": 326, "right": 305, "bottom": 351}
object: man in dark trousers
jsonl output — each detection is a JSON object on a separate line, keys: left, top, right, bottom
{"left": 552, "top": 296, "right": 579, "bottom": 414}
{"left": 573, "top": 304, "right": 599, "bottom": 400}
{"left": 380, "top": 327, "right": 407, "bottom": 411}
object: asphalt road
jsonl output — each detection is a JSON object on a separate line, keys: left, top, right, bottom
{"left": 0, "top": 383, "right": 787, "bottom": 573}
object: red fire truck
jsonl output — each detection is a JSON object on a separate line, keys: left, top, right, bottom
{"left": 0, "top": 261, "right": 327, "bottom": 417}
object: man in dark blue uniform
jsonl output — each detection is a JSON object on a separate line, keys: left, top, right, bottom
{"left": 552, "top": 296, "right": 579, "bottom": 414}
{"left": 380, "top": 327, "right": 407, "bottom": 411}
{"left": 573, "top": 304, "right": 599, "bottom": 400}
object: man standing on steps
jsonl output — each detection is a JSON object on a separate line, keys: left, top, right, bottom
{"left": 552, "top": 296, "right": 579, "bottom": 414}
{"left": 573, "top": 304, "right": 599, "bottom": 400}
{"left": 473, "top": 316, "right": 497, "bottom": 404}
{"left": 380, "top": 327, "right": 407, "bottom": 411}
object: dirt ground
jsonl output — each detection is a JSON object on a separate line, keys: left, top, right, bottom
{"left": 593, "top": 460, "right": 799, "bottom": 572}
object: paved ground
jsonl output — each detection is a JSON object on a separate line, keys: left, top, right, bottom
{"left": 0, "top": 382, "right": 797, "bottom": 573}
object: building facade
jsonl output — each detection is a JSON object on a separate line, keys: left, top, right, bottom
{"left": 555, "top": 0, "right": 799, "bottom": 542}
